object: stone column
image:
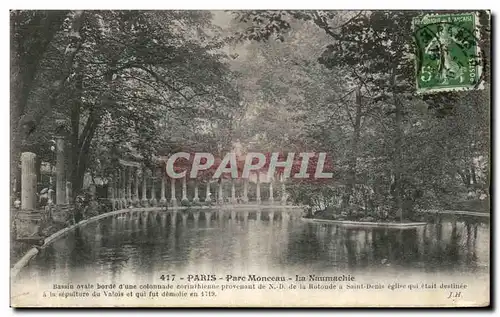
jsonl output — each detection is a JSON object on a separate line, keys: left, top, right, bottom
{"left": 160, "top": 169, "right": 167, "bottom": 206}
{"left": 205, "top": 181, "right": 211, "bottom": 202}
{"left": 281, "top": 174, "right": 287, "bottom": 205}
{"left": 218, "top": 179, "right": 223, "bottom": 203}
{"left": 170, "top": 177, "right": 177, "bottom": 206}
{"left": 48, "top": 188, "right": 54, "bottom": 205}
{"left": 141, "top": 168, "right": 148, "bottom": 206}
{"left": 231, "top": 179, "right": 237, "bottom": 204}
{"left": 108, "top": 179, "right": 115, "bottom": 210}
{"left": 134, "top": 167, "right": 140, "bottom": 206}
{"left": 20, "top": 152, "right": 37, "bottom": 210}
{"left": 150, "top": 172, "right": 157, "bottom": 206}
{"left": 121, "top": 168, "right": 127, "bottom": 208}
{"left": 127, "top": 167, "right": 133, "bottom": 206}
{"left": 256, "top": 172, "right": 261, "bottom": 204}
{"left": 193, "top": 180, "right": 199, "bottom": 203}
{"left": 55, "top": 136, "right": 66, "bottom": 205}
{"left": 243, "top": 179, "right": 249, "bottom": 203}
{"left": 181, "top": 175, "right": 188, "bottom": 202}
{"left": 65, "top": 181, "right": 72, "bottom": 205}
{"left": 269, "top": 175, "right": 274, "bottom": 204}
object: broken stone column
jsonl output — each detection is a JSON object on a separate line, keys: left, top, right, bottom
{"left": 55, "top": 136, "right": 66, "bottom": 205}
{"left": 16, "top": 152, "right": 43, "bottom": 241}
{"left": 20, "top": 152, "right": 37, "bottom": 210}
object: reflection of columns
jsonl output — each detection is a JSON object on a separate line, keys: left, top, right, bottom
{"left": 281, "top": 175, "right": 287, "bottom": 205}
{"left": 160, "top": 212, "right": 167, "bottom": 227}
{"left": 150, "top": 172, "right": 157, "bottom": 206}
{"left": 205, "top": 181, "right": 211, "bottom": 202}
{"left": 218, "top": 180, "right": 223, "bottom": 203}
{"left": 243, "top": 210, "right": 249, "bottom": 223}
{"left": 243, "top": 179, "right": 249, "bottom": 203}
{"left": 256, "top": 172, "right": 261, "bottom": 204}
{"left": 269, "top": 210, "right": 275, "bottom": 222}
{"left": 204, "top": 211, "right": 212, "bottom": 226}
{"left": 231, "top": 179, "right": 236, "bottom": 203}
{"left": 182, "top": 213, "right": 188, "bottom": 226}
{"left": 193, "top": 211, "right": 200, "bottom": 228}
{"left": 160, "top": 170, "right": 167, "bottom": 206}
{"left": 141, "top": 168, "right": 148, "bottom": 206}
{"left": 134, "top": 167, "right": 140, "bottom": 206}
{"left": 55, "top": 137, "right": 66, "bottom": 205}
{"left": 66, "top": 181, "right": 72, "bottom": 204}
{"left": 170, "top": 211, "right": 177, "bottom": 228}
{"left": 170, "top": 178, "right": 177, "bottom": 205}
{"left": 269, "top": 176, "right": 274, "bottom": 203}
{"left": 231, "top": 210, "right": 236, "bottom": 221}
{"left": 256, "top": 210, "right": 261, "bottom": 221}
{"left": 193, "top": 180, "right": 199, "bottom": 202}
{"left": 182, "top": 176, "right": 188, "bottom": 201}
{"left": 21, "top": 152, "right": 37, "bottom": 210}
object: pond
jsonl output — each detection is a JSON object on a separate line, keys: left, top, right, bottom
{"left": 12, "top": 208, "right": 490, "bottom": 306}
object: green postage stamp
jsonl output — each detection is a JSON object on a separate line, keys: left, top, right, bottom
{"left": 413, "top": 12, "right": 484, "bottom": 93}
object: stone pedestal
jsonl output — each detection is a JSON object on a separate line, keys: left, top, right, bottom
{"left": 14, "top": 210, "right": 43, "bottom": 241}
{"left": 269, "top": 177, "right": 274, "bottom": 204}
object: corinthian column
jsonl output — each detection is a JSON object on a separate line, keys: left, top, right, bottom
{"left": 181, "top": 175, "right": 188, "bottom": 202}
{"left": 170, "top": 177, "right": 177, "bottom": 206}
{"left": 256, "top": 172, "right": 261, "bottom": 204}
{"left": 231, "top": 179, "right": 237, "bottom": 204}
{"left": 160, "top": 169, "right": 167, "bottom": 206}
{"left": 134, "top": 167, "right": 140, "bottom": 206}
{"left": 150, "top": 170, "right": 157, "bottom": 206}
{"left": 242, "top": 178, "right": 249, "bottom": 203}
{"left": 141, "top": 168, "right": 148, "bottom": 207}
{"left": 193, "top": 180, "right": 199, "bottom": 202}
{"left": 205, "top": 181, "right": 211, "bottom": 202}
{"left": 269, "top": 175, "right": 274, "bottom": 204}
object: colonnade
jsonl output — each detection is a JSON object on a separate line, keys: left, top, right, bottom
{"left": 108, "top": 164, "right": 289, "bottom": 211}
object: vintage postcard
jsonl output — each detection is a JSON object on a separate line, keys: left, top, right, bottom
{"left": 10, "top": 10, "right": 490, "bottom": 307}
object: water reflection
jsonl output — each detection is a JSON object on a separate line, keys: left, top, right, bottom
{"left": 16, "top": 209, "right": 489, "bottom": 286}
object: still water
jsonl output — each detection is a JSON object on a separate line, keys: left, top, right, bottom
{"left": 15, "top": 208, "right": 489, "bottom": 288}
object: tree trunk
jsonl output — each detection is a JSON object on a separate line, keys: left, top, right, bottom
{"left": 342, "top": 86, "right": 363, "bottom": 210}
{"left": 392, "top": 77, "right": 404, "bottom": 222}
